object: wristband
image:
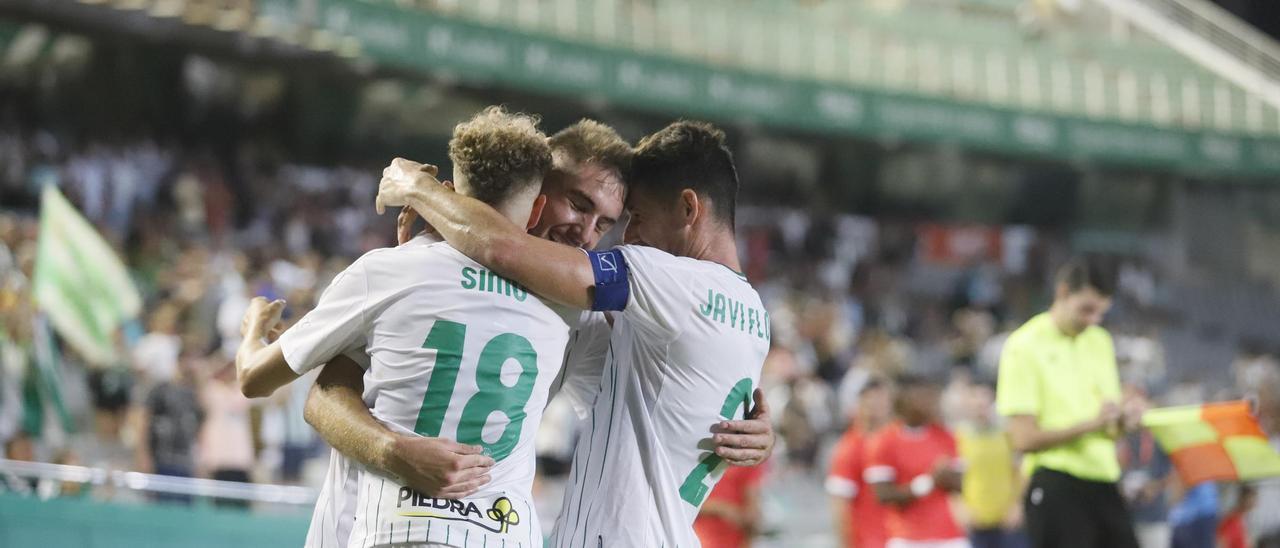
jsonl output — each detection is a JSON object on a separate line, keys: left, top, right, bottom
{"left": 909, "top": 474, "right": 935, "bottom": 498}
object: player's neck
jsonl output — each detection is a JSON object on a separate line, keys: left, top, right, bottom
{"left": 902, "top": 418, "right": 931, "bottom": 430}
{"left": 1047, "top": 303, "right": 1083, "bottom": 337}
{"left": 491, "top": 200, "right": 535, "bottom": 229}
{"left": 686, "top": 226, "right": 743, "bottom": 273}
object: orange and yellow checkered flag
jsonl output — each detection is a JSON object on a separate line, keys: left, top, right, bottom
{"left": 1142, "top": 401, "right": 1280, "bottom": 486}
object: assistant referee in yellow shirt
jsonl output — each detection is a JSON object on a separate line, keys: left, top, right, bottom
{"left": 996, "top": 258, "right": 1140, "bottom": 548}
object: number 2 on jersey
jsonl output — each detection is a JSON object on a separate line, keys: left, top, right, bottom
{"left": 678, "top": 378, "right": 754, "bottom": 506}
{"left": 413, "top": 320, "right": 537, "bottom": 462}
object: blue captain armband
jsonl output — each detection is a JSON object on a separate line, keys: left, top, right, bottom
{"left": 584, "top": 249, "right": 630, "bottom": 311}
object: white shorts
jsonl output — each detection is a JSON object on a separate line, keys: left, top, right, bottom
{"left": 887, "top": 538, "right": 971, "bottom": 548}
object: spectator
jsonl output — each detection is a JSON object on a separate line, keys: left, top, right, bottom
{"left": 131, "top": 303, "right": 183, "bottom": 389}
{"left": 1217, "top": 484, "right": 1255, "bottom": 548}
{"left": 70, "top": 367, "right": 134, "bottom": 474}
{"left": 137, "top": 354, "right": 204, "bottom": 504}
{"left": 1169, "top": 482, "right": 1218, "bottom": 548}
{"left": 197, "top": 360, "right": 255, "bottom": 508}
{"left": 47, "top": 448, "right": 88, "bottom": 499}
{"left": 1, "top": 431, "right": 37, "bottom": 495}
{"left": 957, "top": 379, "right": 1026, "bottom": 548}
{"left": 866, "top": 374, "right": 967, "bottom": 548}
{"left": 827, "top": 376, "right": 893, "bottom": 548}
{"left": 771, "top": 347, "right": 835, "bottom": 469}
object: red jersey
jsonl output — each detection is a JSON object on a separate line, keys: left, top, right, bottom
{"left": 864, "top": 422, "right": 964, "bottom": 542}
{"left": 694, "top": 463, "right": 768, "bottom": 548}
{"left": 826, "top": 427, "right": 889, "bottom": 548}
{"left": 1218, "top": 512, "right": 1247, "bottom": 548}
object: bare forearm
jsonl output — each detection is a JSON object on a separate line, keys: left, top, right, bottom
{"left": 304, "top": 369, "right": 396, "bottom": 474}
{"left": 235, "top": 339, "right": 296, "bottom": 398}
{"left": 404, "top": 186, "right": 595, "bottom": 309}
{"left": 235, "top": 336, "right": 271, "bottom": 396}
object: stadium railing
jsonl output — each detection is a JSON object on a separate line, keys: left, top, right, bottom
{"left": 0, "top": 458, "right": 313, "bottom": 547}
{"left": 1093, "top": 0, "right": 1280, "bottom": 124}
{"left": 0, "top": 457, "right": 317, "bottom": 505}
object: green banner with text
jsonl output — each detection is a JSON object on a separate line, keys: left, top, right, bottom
{"left": 258, "top": 0, "right": 1280, "bottom": 178}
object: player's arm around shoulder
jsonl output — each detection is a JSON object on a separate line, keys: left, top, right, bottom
{"left": 376, "top": 157, "right": 597, "bottom": 310}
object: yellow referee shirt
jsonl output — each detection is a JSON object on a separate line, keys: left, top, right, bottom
{"left": 996, "top": 313, "right": 1122, "bottom": 482}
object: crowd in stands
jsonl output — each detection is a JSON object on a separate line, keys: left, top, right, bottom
{"left": 1, "top": 122, "right": 1279, "bottom": 547}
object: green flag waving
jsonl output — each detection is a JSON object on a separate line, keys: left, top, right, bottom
{"left": 32, "top": 186, "right": 141, "bottom": 367}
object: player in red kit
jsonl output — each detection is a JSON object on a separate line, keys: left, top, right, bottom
{"left": 693, "top": 462, "right": 769, "bottom": 547}
{"left": 827, "top": 376, "right": 893, "bottom": 548}
{"left": 866, "top": 375, "right": 968, "bottom": 548}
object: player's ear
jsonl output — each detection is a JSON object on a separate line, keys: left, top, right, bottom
{"left": 679, "top": 188, "right": 700, "bottom": 227}
{"left": 1054, "top": 281, "right": 1070, "bottom": 302}
{"left": 443, "top": 180, "right": 455, "bottom": 191}
{"left": 526, "top": 194, "right": 547, "bottom": 231}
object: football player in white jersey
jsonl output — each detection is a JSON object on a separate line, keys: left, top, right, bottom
{"left": 237, "top": 118, "right": 775, "bottom": 547}
{"left": 236, "top": 107, "right": 572, "bottom": 547}
{"left": 376, "top": 121, "right": 771, "bottom": 547}
{"left": 294, "top": 120, "right": 776, "bottom": 547}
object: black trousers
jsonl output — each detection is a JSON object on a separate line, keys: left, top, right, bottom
{"left": 1024, "top": 468, "right": 1140, "bottom": 548}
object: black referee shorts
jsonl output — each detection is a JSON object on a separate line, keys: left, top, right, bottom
{"left": 1024, "top": 468, "right": 1140, "bottom": 548}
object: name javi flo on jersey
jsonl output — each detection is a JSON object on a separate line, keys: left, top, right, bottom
{"left": 698, "top": 289, "right": 770, "bottom": 341}
{"left": 396, "top": 486, "right": 522, "bottom": 534}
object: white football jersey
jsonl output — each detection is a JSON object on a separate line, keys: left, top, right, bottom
{"left": 304, "top": 449, "right": 359, "bottom": 548}
{"left": 279, "top": 236, "right": 572, "bottom": 548}
{"left": 547, "top": 311, "right": 611, "bottom": 419}
{"left": 302, "top": 348, "right": 373, "bottom": 548}
{"left": 549, "top": 245, "right": 771, "bottom": 548}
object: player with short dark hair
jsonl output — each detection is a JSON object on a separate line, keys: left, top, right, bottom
{"left": 376, "top": 119, "right": 770, "bottom": 547}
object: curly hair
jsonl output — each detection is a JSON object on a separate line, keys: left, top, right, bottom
{"left": 547, "top": 119, "right": 633, "bottom": 178}
{"left": 631, "top": 120, "right": 739, "bottom": 225}
{"left": 448, "top": 106, "right": 553, "bottom": 206}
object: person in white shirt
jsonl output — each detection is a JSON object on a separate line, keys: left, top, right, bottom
{"left": 239, "top": 117, "right": 776, "bottom": 547}
{"left": 376, "top": 120, "right": 771, "bottom": 547}
{"left": 237, "top": 107, "right": 571, "bottom": 546}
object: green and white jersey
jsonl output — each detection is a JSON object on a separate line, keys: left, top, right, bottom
{"left": 550, "top": 245, "right": 771, "bottom": 548}
{"left": 279, "top": 236, "right": 572, "bottom": 548}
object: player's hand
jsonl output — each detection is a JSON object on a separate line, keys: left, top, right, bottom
{"left": 376, "top": 158, "right": 439, "bottom": 215}
{"left": 240, "top": 297, "right": 286, "bottom": 341}
{"left": 1121, "top": 397, "right": 1148, "bottom": 431}
{"left": 396, "top": 207, "right": 441, "bottom": 245}
{"left": 931, "top": 459, "right": 964, "bottom": 492}
{"left": 386, "top": 435, "right": 496, "bottom": 499}
{"left": 1093, "top": 401, "right": 1122, "bottom": 432}
{"left": 711, "top": 388, "right": 775, "bottom": 466}
{"left": 397, "top": 207, "right": 419, "bottom": 245}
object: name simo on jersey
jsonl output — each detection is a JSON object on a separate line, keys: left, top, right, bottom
{"left": 698, "top": 289, "right": 770, "bottom": 341}
{"left": 461, "top": 266, "right": 528, "bottom": 302}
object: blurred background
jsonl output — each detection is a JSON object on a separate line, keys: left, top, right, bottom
{"left": 1, "top": 0, "right": 1280, "bottom": 546}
